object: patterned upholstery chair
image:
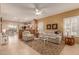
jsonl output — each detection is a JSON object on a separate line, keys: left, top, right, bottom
{"left": 22, "top": 31, "right": 34, "bottom": 41}
{"left": 0, "top": 33, "right": 8, "bottom": 45}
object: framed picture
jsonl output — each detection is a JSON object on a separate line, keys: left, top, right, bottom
{"left": 52, "top": 24, "right": 58, "bottom": 29}
{"left": 46, "top": 24, "right": 51, "bottom": 29}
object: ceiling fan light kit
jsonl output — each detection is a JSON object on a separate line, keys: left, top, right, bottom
{"left": 35, "top": 8, "right": 42, "bottom": 16}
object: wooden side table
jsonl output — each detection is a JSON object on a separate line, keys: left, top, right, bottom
{"left": 65, "top": 36, "right": 75, "bottom": 46}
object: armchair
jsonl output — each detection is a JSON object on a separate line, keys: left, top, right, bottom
{"left": 0, "top": 33, "right": 8, "bottom": 45}
{"left": 22, "top": 31, "right": 34, "bottom": 41}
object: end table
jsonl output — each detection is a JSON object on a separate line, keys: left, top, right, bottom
{"left": 65, "top": 36, "right": 75, "bottom": 46}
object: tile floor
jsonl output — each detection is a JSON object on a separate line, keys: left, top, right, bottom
{"left": 0, "top": 35, "right": 40, "bottom": 55}
{"left": 0, "top": 34, "right": 79, "bottom": 55}
{"left": 60, "top": 44, "right": 79, "bottom": 55}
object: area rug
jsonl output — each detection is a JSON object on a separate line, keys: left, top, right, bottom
{"left": 25, "top": 39, "right": 65, "bottom": 55}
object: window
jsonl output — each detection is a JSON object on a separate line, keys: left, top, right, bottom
{"left": 64, "top": 16, "right": 79, "bottom": 37}
{"left": 38, "top": 22, "right": 44, "bottom": 33}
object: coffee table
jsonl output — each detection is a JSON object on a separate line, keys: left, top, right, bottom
{"left": 43, "top": 36, "right": 49, "bottom": 45}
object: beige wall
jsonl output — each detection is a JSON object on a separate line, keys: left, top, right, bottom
{"left": 39, "top": 8, "right": 79, "bottom": 32}
{"left": 0, "top": 18, "right": 1, "bottom": 32}
{"left": 0, "top": 4, "right": 1, "bottom": 32}
{"left": 38, "top": 8, "right": 79, "bottom": 44}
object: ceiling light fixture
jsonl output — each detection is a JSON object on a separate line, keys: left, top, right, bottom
{"left": 35, "top": 8, "right": 42, "bottom": 16}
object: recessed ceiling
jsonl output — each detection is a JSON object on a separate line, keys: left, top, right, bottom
{"left": 0, "top": 3, "right": 79, "bottom": 22}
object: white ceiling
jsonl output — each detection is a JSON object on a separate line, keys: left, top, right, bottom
{"left": 0, "top": 3, "right": 79, "bottom": 22}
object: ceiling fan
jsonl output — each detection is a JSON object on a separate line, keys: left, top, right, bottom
{"left": 35, "top": 8, "right": 42, "bottom": 16}
{"left": 34, "top": 4, "right": 42, "bottom": 16}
